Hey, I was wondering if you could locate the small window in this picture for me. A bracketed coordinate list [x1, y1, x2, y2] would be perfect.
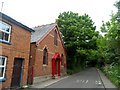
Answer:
[61, 54, 64, 66]
[43, 48, 48, 65]
[0, 56, 7, 80]
[54, 30, 58, 45]
[0, 21, 11, 42]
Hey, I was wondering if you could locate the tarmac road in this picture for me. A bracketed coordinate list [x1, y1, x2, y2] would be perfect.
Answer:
[46, 67, 104, 88]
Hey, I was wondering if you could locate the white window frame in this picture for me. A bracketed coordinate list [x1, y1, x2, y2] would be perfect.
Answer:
[0, 56, 7, 80]
[0, 21, 11, 42]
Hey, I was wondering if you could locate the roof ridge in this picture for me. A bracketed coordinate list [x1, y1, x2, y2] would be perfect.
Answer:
[0, 12, 34, 32]
[34, 23, 56, 28]
[31, 23, 57, 43]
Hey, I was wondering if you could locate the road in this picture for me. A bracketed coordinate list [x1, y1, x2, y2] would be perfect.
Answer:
[45, 67, 104, 88]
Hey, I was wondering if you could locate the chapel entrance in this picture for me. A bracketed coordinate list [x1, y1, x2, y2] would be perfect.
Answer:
[55, 60, 58, 74]
[52, 52, 61, 78]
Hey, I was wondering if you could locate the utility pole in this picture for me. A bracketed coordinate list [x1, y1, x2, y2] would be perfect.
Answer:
[0, 2, 4, 20]
[1, 2, 4, 12]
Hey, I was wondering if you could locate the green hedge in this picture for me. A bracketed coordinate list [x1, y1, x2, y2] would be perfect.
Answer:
[102, 63, 120, 89]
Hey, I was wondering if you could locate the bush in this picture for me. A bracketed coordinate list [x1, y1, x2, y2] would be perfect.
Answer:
[102, 63, 120, 89]
[67, 69, 74, 75]
[67, 66, 84, 75]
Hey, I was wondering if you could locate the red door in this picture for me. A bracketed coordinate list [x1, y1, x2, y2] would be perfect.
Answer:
[52, 53, 61, 78]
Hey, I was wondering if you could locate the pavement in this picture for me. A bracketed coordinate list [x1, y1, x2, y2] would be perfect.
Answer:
[30, 68, 118, 89]
[30, 76, 69, 88]
[97, 69, 117, 89]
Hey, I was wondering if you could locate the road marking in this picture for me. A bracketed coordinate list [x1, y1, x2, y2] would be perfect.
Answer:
[77, 80, 88, 84]
[82, 80, 85, 83]
[79, 80, 88, 83]
[95, 80, 98, 84]
[98, 81, 102, 85]
[95, 80, 102, 85]
[86, 80, 88, 83]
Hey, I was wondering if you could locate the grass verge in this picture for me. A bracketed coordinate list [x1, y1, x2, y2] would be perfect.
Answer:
[101, 63, 120, 90]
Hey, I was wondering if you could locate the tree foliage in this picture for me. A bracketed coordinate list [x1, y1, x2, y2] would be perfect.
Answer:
[56, 11, 99, 70]
[98, 1, 120, 87]
[56, 1, 120, 87]
[100, 5, 120, 65]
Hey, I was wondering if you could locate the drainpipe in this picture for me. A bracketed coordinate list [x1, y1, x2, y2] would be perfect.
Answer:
[52, 59, 55, 78]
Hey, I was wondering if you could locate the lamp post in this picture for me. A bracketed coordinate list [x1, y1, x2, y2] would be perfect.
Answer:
[1, 2, 4, 12]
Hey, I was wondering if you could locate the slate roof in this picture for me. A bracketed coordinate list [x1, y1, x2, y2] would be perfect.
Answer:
[31, 23, 57, 43]
[0, 12, 34, 32]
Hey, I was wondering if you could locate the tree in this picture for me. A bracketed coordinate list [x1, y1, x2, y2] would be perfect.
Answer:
[56, 11, 99, 70]
[114, 0, 120, 22]
[99, 1, 120, 88]
[100, 11, 120, 65]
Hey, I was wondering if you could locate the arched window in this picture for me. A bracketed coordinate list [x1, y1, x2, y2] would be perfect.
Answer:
[43, 48, 48, 65]
[54, 30, 58, 45]
[61, 54, 64, 66]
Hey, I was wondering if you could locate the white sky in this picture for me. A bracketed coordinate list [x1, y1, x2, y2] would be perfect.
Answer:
[0, 0, 118, 31]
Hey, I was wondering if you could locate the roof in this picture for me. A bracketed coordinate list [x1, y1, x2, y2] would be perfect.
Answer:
[0, 12, 34, 32]
[31, 23, 57, 43]
[31, 23, 67, 56]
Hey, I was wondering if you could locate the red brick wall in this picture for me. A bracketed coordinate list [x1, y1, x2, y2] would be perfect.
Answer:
[0, 19, 31, 89]
[30, 26, 66, 78]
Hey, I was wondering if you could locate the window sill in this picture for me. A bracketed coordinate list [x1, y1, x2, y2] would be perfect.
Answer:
[61, 65, 64, 67]
[0, 78, 6, 82]
[54, 45, 58, 47]
[0, 40, 11, 45]
[43, 64, 48, 67]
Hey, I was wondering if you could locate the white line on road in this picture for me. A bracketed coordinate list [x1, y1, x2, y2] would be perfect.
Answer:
[86, 80, 88, 83]
[95, 80, 98, 84]
[98, 81, 102, 85]
[95, 80, 102, 85]
[82, 80, 85, 83]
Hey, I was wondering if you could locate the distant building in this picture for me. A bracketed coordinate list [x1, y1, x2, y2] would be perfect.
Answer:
[28, 23, 66, 84]
[0, 12, 34, 89]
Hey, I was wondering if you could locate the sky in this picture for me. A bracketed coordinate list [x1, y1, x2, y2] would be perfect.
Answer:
[0, 0, 118, 31]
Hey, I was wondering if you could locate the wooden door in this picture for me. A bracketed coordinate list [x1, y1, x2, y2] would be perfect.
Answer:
[11, 58, 23, 87]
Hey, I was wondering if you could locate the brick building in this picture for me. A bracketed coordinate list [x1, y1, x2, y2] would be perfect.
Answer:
[28, 23, 66, 84]
[0, 12, 34, 89]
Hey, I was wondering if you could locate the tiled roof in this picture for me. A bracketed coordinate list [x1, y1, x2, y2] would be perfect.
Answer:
[31, 23, 57, 43]
[0, 12, 34, 32]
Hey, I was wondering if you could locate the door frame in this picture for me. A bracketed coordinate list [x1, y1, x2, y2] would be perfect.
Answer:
[52, 52, 61, 78]
[11, 58, 24, 87]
